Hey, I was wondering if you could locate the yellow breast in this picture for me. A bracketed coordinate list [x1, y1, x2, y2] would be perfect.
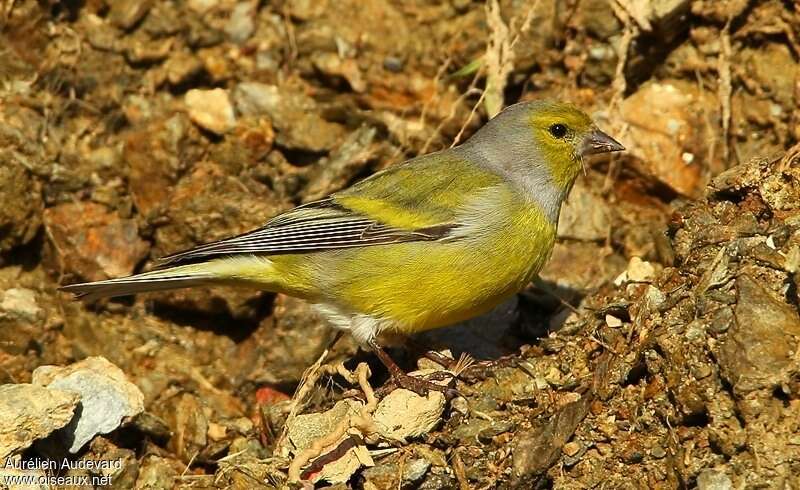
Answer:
[306, 189, 557, 333]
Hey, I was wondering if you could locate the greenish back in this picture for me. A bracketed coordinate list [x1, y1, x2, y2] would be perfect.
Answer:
[333, 152, 502, 229]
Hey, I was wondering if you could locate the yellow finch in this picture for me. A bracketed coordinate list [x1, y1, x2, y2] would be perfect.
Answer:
[61, 100, 623, 391]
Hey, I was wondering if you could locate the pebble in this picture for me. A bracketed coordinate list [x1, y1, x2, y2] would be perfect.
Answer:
[32, 357, 145, 454]
[1, 288, 42, 322]
[185, 88, 236, 134]
[225, 2, 256, 43]
[563, 441, 582, 457]
[0, 384, 79, 459]
[696, 469, 733, 490]
[383, 56, 404, 72]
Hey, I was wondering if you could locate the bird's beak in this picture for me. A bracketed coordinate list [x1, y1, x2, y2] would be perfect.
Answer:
[581, 129, 625, 156]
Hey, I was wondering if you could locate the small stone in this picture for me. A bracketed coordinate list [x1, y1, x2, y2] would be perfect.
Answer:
[0, 384, 79, 459]
[185, 88, 236, 134]
[131, 412, 171, 442]
[696, 469, 733, 490]
[188, 0, 218, 14]
[207, 422, 227, 441]
[362, 458, 431, 488]
[373, 379, 446, 442]
[0, 288, 43, 322]
[691, 363, 713, 380]
[595, 442, 612, 456]
[44, 202, 149, 282]
[0, 160, 41, 254]
[32, 357, 145, 454]
[478, 420, 514, 442]
[287, 399, 371, 484]
[619, 80, 719, 197]
[383, 56, 404, 72]
[615, 257, 657, 285]
[233, 82, 345, 152]
[164, 51, 204, 86]
[404, 458, 431, 484]
[650, 445, 667, 458]
[605, 314, 623, 328]
[109, 0, 152, 29]
[312, 52, 367, 93]
[719, 275, 800, 393]
[562, 441, 581, 457]
[162, 392, 209, 464]
[136, 455, 181, 488]
[225, 2, 256, 43]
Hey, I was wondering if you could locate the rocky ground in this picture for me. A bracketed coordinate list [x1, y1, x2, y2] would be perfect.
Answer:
[1, 0, 799, 488]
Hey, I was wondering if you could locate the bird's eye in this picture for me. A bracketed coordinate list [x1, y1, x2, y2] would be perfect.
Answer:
[549, 123, 568, 138]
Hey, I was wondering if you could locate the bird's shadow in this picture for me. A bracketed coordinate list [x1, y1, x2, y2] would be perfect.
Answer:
[407, 278, 586, 363]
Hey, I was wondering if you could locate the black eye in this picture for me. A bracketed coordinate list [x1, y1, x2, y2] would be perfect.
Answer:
[549, 123, 568, 138]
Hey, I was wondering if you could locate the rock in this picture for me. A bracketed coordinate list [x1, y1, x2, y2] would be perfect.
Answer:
[0, 288, 43, 322]
[44, 202, 150, 282]
[361, 457, 431, 488]
[613, 257, 657, 285]
[135, 455, 181, 488]
[187, 0, 218, 14]
[579, 0, 622, 39]
[0, 384, 79, 459]
[312, 52, 367, 93]
[691, 0, 750, 23]
[0, 160, 41, 255]
[32, 357, 145, 453]
[718, 275, 800, 394]
[373, 381, 446, 442]
[161, 392, 209, 464]
[233, 82, 345, 152]
[557, 179, 612, 241]
[124, 113, 193, 218]
[109, 0, 152, 29]
[738, 44, 799, 108]
[512, 396, 590, 483]
[287, 399, 372, 484]
[451, 418, 513, 444]
[696, 469, 733, 490]
[303, 125, 378, 200]
[164, 51, 205, 86]
[562, 440, 581, 457]
[225, 2, 256, 43]
[185, 88, 236, 134]
[619, 80, 721, 197]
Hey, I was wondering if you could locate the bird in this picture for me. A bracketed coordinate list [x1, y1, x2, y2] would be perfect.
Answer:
[60, 100, 624, 394]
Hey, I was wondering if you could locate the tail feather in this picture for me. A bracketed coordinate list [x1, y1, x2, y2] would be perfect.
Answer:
[59, 266, 215, 302]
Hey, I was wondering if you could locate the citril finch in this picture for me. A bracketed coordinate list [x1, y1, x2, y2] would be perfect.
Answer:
[61, 100, 624, 392]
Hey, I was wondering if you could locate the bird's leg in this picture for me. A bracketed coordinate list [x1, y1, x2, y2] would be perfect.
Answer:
[367, 339, 457, 398]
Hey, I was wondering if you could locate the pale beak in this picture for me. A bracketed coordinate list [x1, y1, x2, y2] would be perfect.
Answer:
[581, 129, 625, 156]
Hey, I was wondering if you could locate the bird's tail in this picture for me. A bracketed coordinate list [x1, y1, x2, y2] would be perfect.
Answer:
[58, 263, 218, 302]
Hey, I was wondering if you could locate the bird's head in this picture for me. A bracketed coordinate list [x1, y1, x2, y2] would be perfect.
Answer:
[462, 100, 625, 218]
[524, 100, 624, 190]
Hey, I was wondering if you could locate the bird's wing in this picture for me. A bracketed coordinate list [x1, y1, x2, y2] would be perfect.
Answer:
[156, 153, 502, 267]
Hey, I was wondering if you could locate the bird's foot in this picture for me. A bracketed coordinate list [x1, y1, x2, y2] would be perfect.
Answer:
[376, 370, 459, 400]
[368, 339, 460, 399]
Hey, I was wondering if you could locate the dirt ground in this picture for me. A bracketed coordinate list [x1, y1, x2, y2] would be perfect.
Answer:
[1, 0, 800, 488]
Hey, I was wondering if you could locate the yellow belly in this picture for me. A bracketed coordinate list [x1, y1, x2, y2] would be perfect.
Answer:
[263, 200, 556, 334]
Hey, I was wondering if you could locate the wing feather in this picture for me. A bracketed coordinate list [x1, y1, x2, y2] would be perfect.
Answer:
[156, 199, 452, 267]
[155, 153, 498, 267]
